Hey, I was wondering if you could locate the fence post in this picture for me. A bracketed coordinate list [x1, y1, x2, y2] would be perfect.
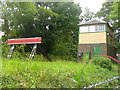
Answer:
[7, 45, 15, 58]
[29, 44, 37, 59]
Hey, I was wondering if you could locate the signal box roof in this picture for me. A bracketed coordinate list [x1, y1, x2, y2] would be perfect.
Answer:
[78, 18, 107, 26]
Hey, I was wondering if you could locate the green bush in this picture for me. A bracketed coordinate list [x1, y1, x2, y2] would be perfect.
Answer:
[2, 43, 10, 58]
[2, 43, 27, 59]
[33, 54, 47, 61]
[91, 56, 112, 70]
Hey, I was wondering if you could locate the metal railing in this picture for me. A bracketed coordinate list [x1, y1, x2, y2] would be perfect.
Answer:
[83, 76, 120, 89]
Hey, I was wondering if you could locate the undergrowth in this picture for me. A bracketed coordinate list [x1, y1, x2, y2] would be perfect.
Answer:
[1, 58, 119, 88]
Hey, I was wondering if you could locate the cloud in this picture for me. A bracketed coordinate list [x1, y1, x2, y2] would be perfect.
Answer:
[74, 0, 106, 13]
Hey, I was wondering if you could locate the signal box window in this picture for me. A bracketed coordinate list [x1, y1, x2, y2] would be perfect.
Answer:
[95, 25, 105, 32]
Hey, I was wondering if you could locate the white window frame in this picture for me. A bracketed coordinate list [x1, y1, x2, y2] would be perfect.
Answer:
[95, 25, 105, 32]
[80, 25, 105, 33]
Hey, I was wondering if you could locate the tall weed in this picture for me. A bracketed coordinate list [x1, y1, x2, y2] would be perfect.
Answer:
[2, 59, 118, 88]
[82, 55, 89, 64]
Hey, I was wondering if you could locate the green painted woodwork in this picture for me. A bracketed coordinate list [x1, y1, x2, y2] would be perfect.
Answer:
[85, 52, 91, 59]
[93, 46, 102, 55]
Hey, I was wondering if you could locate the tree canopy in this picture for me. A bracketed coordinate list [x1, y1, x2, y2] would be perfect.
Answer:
[80, 7, 95, 22]
[96, 2, 119, 31]
[1, 2, 82, 60]
[96, 1, 120, 53]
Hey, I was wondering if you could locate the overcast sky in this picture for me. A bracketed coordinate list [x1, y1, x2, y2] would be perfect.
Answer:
[74, 0, 106, 13]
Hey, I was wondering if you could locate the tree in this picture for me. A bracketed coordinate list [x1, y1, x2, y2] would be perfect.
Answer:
[1, 2, 37, 40]
[80, 7, 95, 22]
[96, 1, 120, 53]
[47, 2, 82, 58]
[96, 2, 120, 31]
[34, 2, 82, 59]
[110, 2, 120, 53]
[95, 2, 113, 22]
[109, 2, 120, 31]
[2, 2, 82, 61]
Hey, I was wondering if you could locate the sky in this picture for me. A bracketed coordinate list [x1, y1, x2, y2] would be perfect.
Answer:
[74, 0, 106, 13]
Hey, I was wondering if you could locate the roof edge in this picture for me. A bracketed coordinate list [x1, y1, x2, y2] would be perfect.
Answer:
[78, 18, 107, 26]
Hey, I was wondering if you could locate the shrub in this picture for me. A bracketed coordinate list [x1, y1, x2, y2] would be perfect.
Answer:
[33, 54, 47, 61]
[91, 56, 112, 70]
[2, 43, 10, 58]
[2, 43, 31, 59]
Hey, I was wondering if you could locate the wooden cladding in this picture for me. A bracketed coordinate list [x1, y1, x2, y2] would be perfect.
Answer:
[79, 32, 106, 44]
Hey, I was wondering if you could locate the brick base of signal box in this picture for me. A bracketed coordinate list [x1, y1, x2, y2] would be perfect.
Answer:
[77, 43, 116, 62]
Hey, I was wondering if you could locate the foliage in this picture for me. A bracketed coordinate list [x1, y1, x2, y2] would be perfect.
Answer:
[91, 56, 112, 70]
[0, 40, 2, 59]
[1, 2, 82, 61]
[12, 44, 27, 59]
[2, 42, 26, 59]
[46, 2, 81, 58]
[2, 42, 49, 61]
[2, 43, 10, 58]
[95, 2, 119, 31]
[109, 2, 120, 30]
[96, 1, 120, 53]
[2, 59, 118, 88]
[72, 65, 85, 88]
[95, 2, 113, 22]
[49, 55, 77, 62]
[95, 1, 119, 31]
[33, 54, 47, 61]
[2, 2, 37, 39]
[80, 7, 95, 22]
[82, 54, 90, 64]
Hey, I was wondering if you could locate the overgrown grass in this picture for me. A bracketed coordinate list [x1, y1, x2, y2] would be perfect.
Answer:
[1, 58, 119, 88]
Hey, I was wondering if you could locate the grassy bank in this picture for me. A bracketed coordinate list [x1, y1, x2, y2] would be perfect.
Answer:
[2, 59, 119, 88]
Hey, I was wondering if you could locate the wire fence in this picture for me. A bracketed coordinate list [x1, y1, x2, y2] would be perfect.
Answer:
[83, 76, 120, 89]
